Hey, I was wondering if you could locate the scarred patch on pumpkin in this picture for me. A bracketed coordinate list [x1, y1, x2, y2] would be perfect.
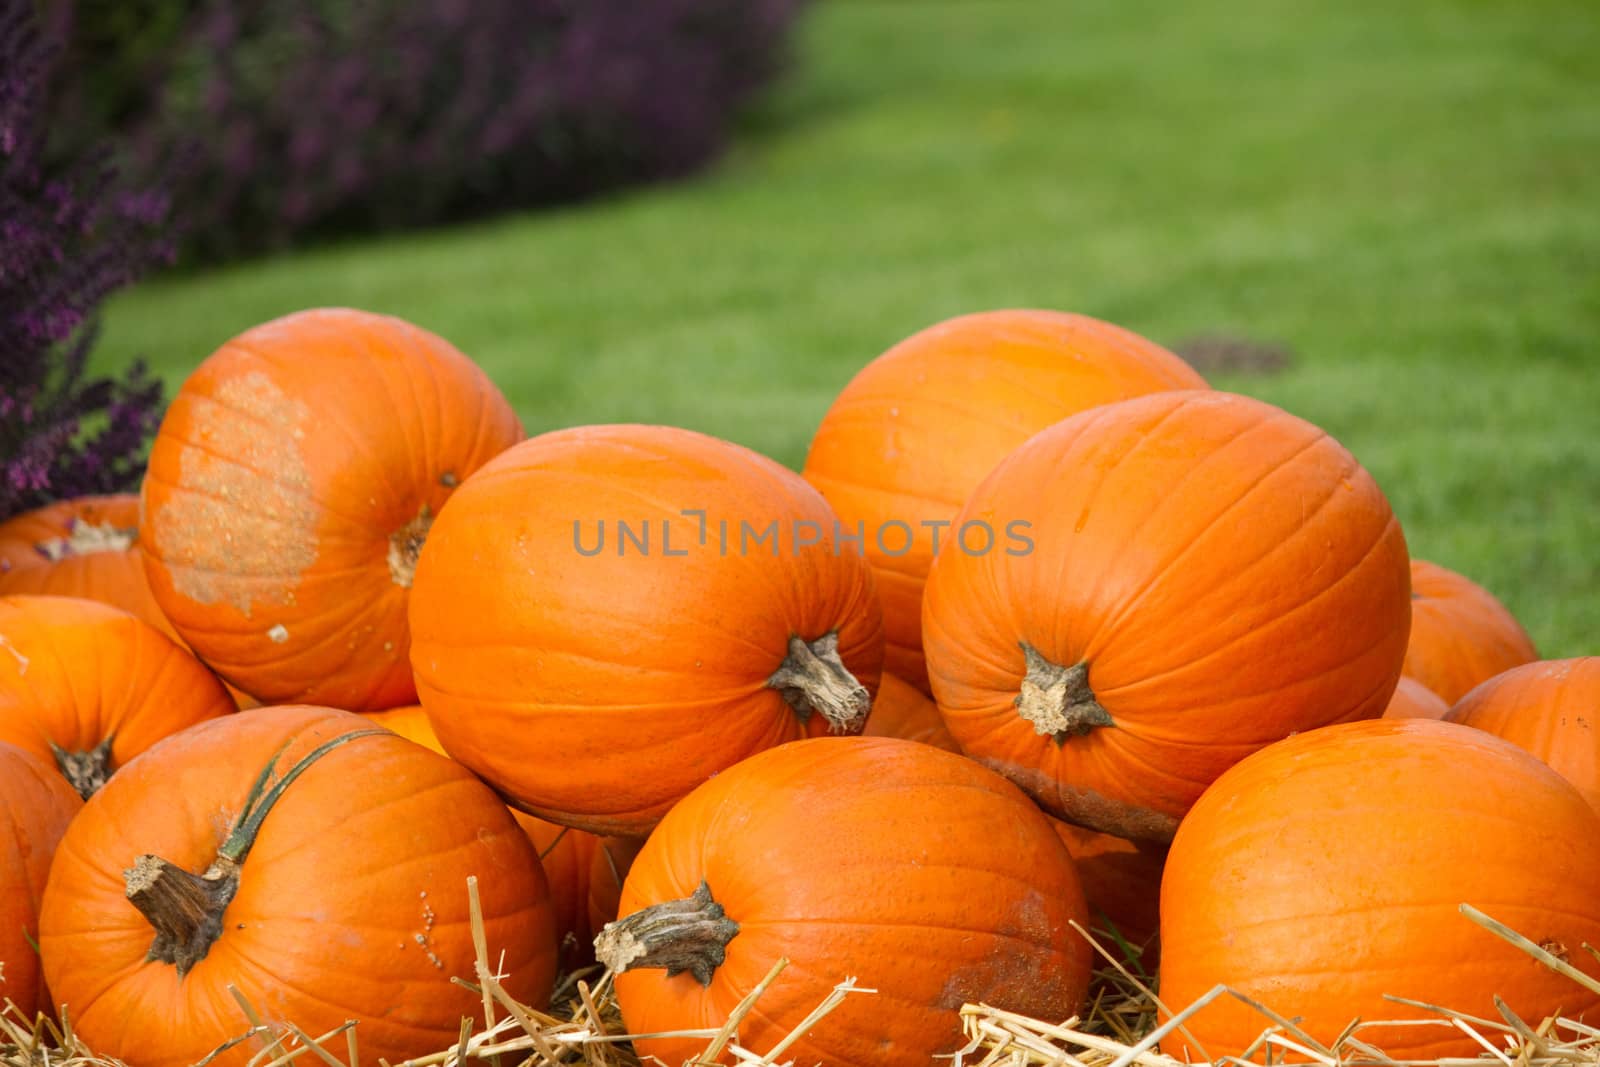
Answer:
[150, 371, 317, 617]
[980, 756, 1181, 844]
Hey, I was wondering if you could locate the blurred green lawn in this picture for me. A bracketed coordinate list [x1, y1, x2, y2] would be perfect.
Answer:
[94, 0, 1598, 657]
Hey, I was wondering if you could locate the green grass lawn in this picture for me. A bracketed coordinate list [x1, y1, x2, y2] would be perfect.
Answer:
[94, 0, 1598, 657]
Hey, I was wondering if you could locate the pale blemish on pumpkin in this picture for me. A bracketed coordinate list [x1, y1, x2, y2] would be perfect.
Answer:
[0, 633, 29, 675]
[267, 624, 289, 643]
[151, 371, 318, 617]
[38, 518, 136, 560]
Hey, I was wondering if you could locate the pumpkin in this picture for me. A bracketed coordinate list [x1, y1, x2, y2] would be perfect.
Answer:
[586, 834, 646, 938]
[1051, 820, 1164, 961]
[410, 424, 885, 836]
[139, 307, 523, 710]
[1382, 675, 1450, 720]
[1447, 657, 1600, 816]
[596, 736, 1090, 1067]
[1159, 718, 1600, 1061]
[362, 703, 603, 967]
[0, 595, 236, 798]
[1404, 558, 1537, 703]
[802, 309, 1207, 693]
[862, 671, 960, 751]
[921, 390, 1411, 841]
[38, 704, 556, 1067]
[0, 742, 83, 1018]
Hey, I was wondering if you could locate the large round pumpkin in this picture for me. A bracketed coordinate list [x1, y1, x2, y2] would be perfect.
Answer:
[0, 595, 236, 797]
[139, 308, 523, 710]
[1159, 718, 1600, 1061]
[0, 742, 82, 1018]
[921, 390, 1411, 841]
[597, 736, 1091, 1067]
[39, 704, 556, 1067]
[409, 424, 885, 837]
[1404, 558, 1537, 703]
[862, 671, 960, 751]
[1447, 657, 1600, 816]
[1381, 675, 1450, 720]
[802, 309, 1207, 692]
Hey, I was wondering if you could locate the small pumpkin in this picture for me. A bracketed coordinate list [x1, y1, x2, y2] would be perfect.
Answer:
[596, 736, 1090, 1067]
[1382, 675, 1450, 720]
[0, 742, 82, 1018]
[1447, 657, 1600, 816]
[922, 391, 1411, 841]
[586, 834, 646, 938]
[803, 309, 1207, 692]
[410, 424, 885, 836]
[0, 495, 169, 633]
[1405, 559, 1537, 703]
[1051, 820, 1165, 961]
[39, 705, 556, 1067]
[0, 595, 236, 797]
[139, 308, 523, 710]
[1159, 718, 1600, 1061]
[862, 671, 960, 751]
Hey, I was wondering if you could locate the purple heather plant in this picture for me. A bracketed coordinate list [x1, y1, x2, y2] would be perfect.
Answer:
[1, 0, 172, 521]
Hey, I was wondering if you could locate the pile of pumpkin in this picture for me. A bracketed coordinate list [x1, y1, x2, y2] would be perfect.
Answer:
[2, 307, 1596, 1067]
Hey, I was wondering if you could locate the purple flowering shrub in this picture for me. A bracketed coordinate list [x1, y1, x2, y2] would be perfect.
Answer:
[108, 0, 811, 259]
[1, 0, 171, 521]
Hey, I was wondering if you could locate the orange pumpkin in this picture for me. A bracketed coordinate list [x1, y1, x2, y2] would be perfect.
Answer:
[1159, 718, 1600, 1061]
[410, 424, 885, 837]
[598, 736, 1090, 1067]
[586, 834, 646, 938]
[803, 309, 1207, 693]
[1051, 820, 1164, 960]
[362, 704, 602, 966]
[0, 595, 236, 797]
[39, 705, 556, 1067]
[0, 494, 170, 632]
[0, 743, 82, 1018]
[862, 671, 960, 751]
[1447, 658, 1600, 816]
[1404, 559, 1537, 703]
[1382, 675, 1450, 720]
[922, 390, 1411, 841]
[139, 308, 523, 710]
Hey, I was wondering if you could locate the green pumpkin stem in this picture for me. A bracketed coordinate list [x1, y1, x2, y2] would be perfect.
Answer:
[1015, 643, 1113, 740]
[124, 727, 388, 977]
[767, 632, 870, 733]
[49, 734, 117, 800]
[593, 880, 740, 987]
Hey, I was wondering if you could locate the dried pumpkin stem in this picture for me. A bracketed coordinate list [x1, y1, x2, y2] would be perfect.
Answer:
[387, 505, 434, 588]
[593, 880, 739, 987]
[37, 518, 136, 560]
[767, 632, 870, 733]
[49, 734, 117, 799]
[123, 727, 388, 977]
[1016, 643, 1113, 740]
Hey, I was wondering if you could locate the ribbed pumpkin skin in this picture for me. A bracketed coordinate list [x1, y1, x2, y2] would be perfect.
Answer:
[1447, 658, 1600, 816]
[802, 310, 1207, 693]
[139, 308, 523, 710]
[362, 704, 601, 965]
[612, 737, 1091, 1067]
[1404, 559, 1537, 703]
[39, 705, 556, 1067]
[922, 391, 1411, 841]
[0, 596, 235, 793]
[0, 495, 172, 634]
[1051, 820, 1165, 955]
[586, 835, 645, 937]
[1382, 675, 1451, 720]
[862, 672, 960, 751]
[410, 424, 884, 836]
[0, 743, 82, 1018]
[1159, 719, 1600, 1061]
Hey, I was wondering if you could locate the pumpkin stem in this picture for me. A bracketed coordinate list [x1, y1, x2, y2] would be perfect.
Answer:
[767, 632, 870, 733]
[1016, 643, 1113, 740]
[124, 855, 241, 977]
[49, 735, 117, 799]
[37, 518, 137, 560]
[387, 506, 434, 588]
[593, 880, 739, 987]
[122, 727, 387, 977]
